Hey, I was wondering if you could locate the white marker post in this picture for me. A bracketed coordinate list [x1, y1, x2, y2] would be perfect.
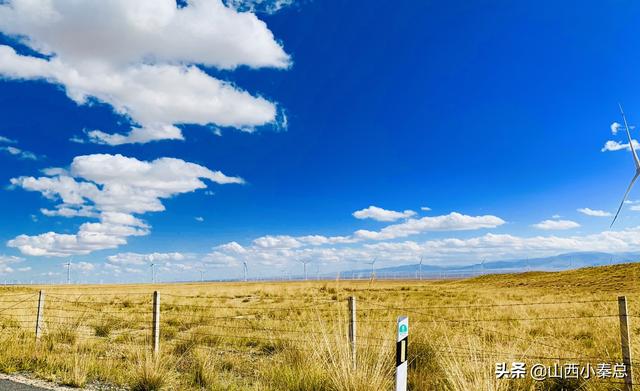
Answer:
[396, 316, 409, 391]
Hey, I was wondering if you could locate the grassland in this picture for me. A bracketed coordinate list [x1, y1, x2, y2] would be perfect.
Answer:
[0, 263, 638, 390]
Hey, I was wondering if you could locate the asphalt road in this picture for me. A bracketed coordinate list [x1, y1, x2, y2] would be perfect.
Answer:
[0, 379, 48, 390]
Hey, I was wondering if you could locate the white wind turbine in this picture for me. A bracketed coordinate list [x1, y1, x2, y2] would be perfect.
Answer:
[242, 259, 248, 282]
[418, 256, 423, 280]
[612, 104, 640, 227]
[150, 262, 155, 283]
[299, 259, 311, 281]
[65, 260, 71, 285]
[366, 258, 377, 280]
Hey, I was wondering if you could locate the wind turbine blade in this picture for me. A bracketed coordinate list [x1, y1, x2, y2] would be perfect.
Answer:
[620, 104, 640, 170]
[611, 171, 640, 227]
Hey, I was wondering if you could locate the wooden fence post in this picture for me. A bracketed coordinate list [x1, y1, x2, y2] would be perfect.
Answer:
[619, 296, 633, 391]
[348, 296, 356, 370]
[152, 291, 160, 355]
[35, 290, 45, 341]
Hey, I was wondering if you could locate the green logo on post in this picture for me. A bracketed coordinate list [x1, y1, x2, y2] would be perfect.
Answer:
[399, 324, 408, 333]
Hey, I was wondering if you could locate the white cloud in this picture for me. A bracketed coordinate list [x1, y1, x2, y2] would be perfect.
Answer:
[420, 206, 432, 211]
[354, 212, 505, 240]
[0, 135, 16, 143]
[214, 241, 247, 254]
[107, 252, 186, 266]
[601, 139, 640, 152]
[1, 145, 39, 160]
[551, 214, 561, 219]
[226, 0, 294, 14]
[296, 235, 355, 246]
[0, 0, 290, 144]
[202, 226, 640, 269]
[8, 154, 243, 256]
[611, 122, 621, 135]
[532, 219, 580, 230]
[0, 255, 24, 274]
[577, 208, 612, 217]
[195, 216, 204, 222]
[18, 267, 31, 272]
[72, 261, 95, 272]
[253, 235, 303, 249]
[352, 206, 416, 222]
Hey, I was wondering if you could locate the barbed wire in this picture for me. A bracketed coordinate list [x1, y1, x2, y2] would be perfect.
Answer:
[359, 298, 617, 310]
[361, 301, 607, 361]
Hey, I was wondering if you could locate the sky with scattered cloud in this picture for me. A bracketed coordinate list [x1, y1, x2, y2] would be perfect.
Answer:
[1, 1, 640, 282]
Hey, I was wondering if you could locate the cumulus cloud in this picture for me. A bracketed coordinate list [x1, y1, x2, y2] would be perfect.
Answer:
[0, 0, 291, 144]
[531, 219, 580, 230]
[611, 122, 621, 135]
[601, 139, 640, 152]
[202, 225, 640, 270]
[353, 212, 505, 240]
[107, 252, 186, 266]
[420, 206, 431, 211]
[8, 154, 243, 256]
[195, 216, 205, 222]
[577, 208, 612, 217]
[253, 235, 303, 249]
[352, 206, 416, 222]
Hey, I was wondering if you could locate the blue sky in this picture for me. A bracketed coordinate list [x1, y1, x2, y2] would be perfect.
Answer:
[1, 0, 640, 283]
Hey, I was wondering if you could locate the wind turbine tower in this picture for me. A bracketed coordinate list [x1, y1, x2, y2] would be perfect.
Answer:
[612, 104, 640, 226]
[150, 262, 155, 283]
[299, 259, 311, 281]
[65, 261, 71, 285]
[418, 256, 423, 280]
[367, 258, 377, 280]
[242, 260, 248, 282]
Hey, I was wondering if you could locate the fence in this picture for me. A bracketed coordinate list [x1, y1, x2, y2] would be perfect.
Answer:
[0, 290, 636, 390]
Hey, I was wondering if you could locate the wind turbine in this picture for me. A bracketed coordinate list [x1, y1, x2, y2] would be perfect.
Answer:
[612, 104, 640, 227]
[480, 259, 486, 275]
[418, 256, 423, 280]
[242, 259, 248, 282]
[199, 269, 204, 282]
[366, 258, 377, 280]
[299, 259, 311, 281]
[150, 262, 155, 283]
[65, 261, 71, 285]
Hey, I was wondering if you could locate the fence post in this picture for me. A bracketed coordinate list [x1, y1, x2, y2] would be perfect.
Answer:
[348, 296, 357, 370]
[152, 291, 160, 355]
[396, 316, 409, 391]
[35, 290, 45, 341]
[618, 296, 633, 391]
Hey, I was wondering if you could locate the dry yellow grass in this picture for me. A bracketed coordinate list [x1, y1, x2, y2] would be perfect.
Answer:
[0, 263, 637, 390]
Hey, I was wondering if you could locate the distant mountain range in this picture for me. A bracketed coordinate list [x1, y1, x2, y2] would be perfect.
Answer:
[340, 251, 640, 278]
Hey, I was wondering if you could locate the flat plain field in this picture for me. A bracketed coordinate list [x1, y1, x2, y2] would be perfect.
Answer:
[0, 263, 638, 390]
